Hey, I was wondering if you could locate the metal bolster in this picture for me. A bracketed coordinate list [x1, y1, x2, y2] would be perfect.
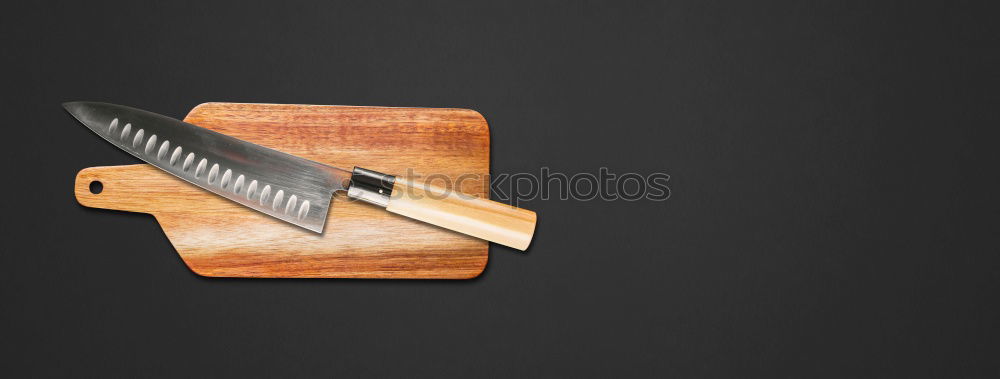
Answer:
[347, 167, 396, 207]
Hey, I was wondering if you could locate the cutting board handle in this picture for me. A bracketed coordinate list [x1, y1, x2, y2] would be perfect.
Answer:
[385, 178, 536, 251]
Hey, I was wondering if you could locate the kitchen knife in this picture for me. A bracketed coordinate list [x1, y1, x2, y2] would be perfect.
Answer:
[64, 102, 536, 250]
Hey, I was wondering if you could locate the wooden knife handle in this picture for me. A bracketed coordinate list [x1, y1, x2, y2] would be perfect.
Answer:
[346, 167, 537, 250]
[384, 178, 537, 250]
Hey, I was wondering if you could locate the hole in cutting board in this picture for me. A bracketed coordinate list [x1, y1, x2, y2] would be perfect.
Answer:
[89, 181, 103, 194]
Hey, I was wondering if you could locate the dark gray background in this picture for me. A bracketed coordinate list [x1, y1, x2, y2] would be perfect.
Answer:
[2, 0, 998, 377]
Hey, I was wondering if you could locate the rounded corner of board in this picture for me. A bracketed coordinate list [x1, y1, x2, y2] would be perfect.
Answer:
[183, 264, 220, 278]
[449, 108, 490, 147]
[457, 108, 490, 126]
[461, 245, 490, 279]
[463, 263, 488, 280]
[184, 102, 222, 119]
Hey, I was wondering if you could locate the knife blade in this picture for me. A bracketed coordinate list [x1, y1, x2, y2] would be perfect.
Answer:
[65, 102, 537, 250]
[64, 101, 349, 233]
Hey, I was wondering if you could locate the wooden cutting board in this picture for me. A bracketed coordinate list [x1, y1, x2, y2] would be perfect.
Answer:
[73, 103, 490, 279]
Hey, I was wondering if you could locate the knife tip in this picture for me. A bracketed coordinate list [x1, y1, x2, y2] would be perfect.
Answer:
[62, 101, 83, 112]
[62, 101, 101, 120]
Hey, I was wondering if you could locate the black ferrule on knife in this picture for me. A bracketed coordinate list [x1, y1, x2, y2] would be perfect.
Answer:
[347, 167, 396, 207]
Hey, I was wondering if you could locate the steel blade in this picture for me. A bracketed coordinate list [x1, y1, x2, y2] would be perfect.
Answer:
[64, 102, 350, 233]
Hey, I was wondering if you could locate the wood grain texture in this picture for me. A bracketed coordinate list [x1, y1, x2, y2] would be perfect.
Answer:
[388, 178, 536, 250]
[74, 103, 491, 278]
